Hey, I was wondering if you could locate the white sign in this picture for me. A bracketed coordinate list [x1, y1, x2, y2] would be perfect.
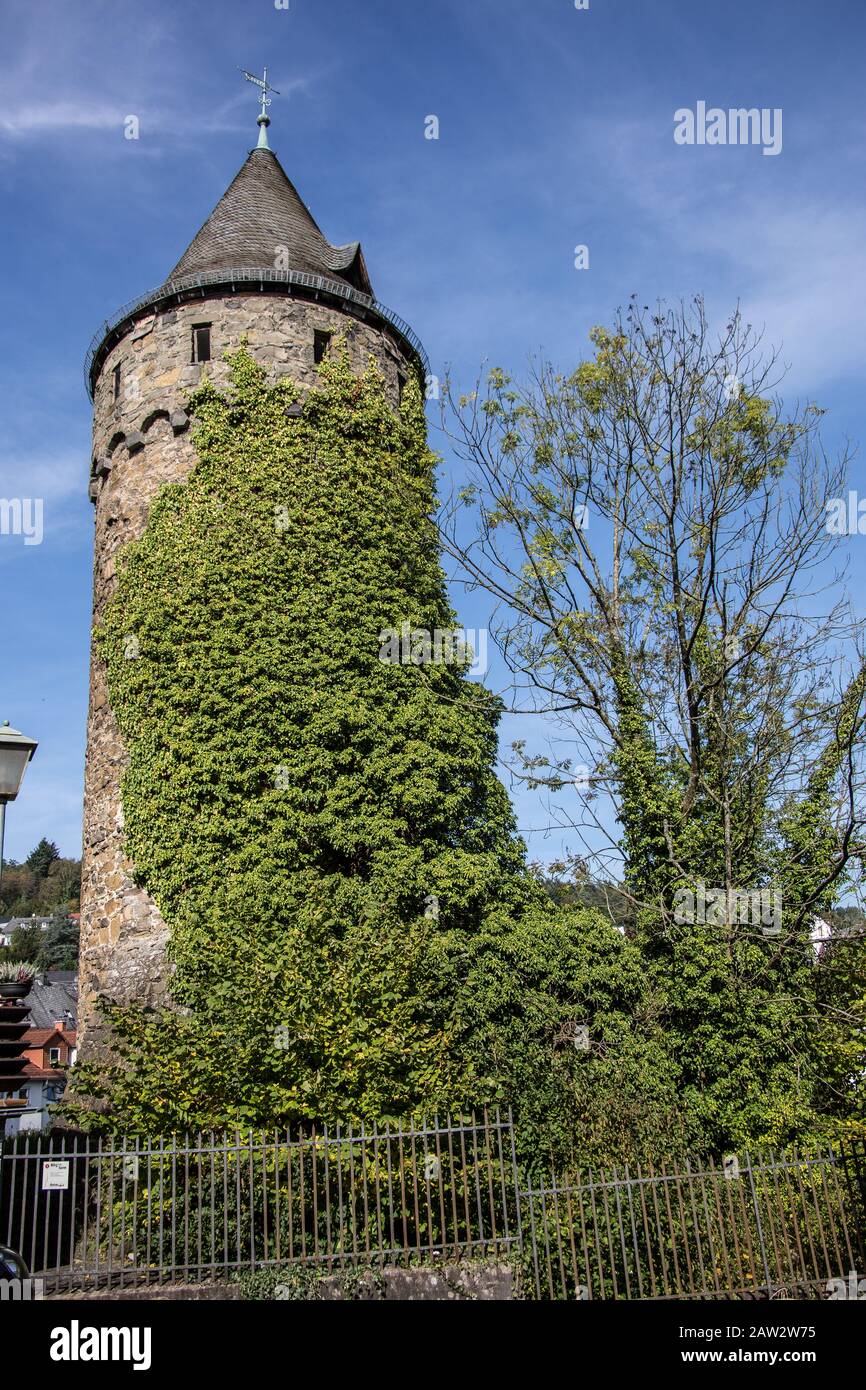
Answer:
[41, 1161, 70, 1191]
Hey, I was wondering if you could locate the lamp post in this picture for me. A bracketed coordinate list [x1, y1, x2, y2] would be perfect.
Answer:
[0, 722, 38, 890]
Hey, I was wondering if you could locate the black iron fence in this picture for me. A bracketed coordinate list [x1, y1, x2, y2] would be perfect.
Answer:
[523, 1146, 866, 1300]
[0, 1112, 519, 1295]
[1, 1116, 864, 1299]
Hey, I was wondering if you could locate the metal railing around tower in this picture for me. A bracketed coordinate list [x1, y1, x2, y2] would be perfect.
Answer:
[84, 266, 430, 397]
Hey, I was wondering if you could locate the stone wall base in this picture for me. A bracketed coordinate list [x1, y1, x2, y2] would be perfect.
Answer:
[46, 1262, 514, 1302]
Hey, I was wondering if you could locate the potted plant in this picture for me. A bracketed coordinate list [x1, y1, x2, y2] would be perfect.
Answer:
[0, 961, 37, 999]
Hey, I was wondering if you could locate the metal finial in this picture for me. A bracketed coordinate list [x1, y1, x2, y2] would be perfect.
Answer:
[240, 66, 280, 149]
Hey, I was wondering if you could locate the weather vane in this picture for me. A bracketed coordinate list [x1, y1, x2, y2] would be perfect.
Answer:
[240, 66, 280, 149]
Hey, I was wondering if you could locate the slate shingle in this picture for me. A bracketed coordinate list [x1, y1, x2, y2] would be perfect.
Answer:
[164, 148, 373, 296]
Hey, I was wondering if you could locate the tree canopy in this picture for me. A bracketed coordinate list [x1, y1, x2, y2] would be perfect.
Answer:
[440, 299, 866, 1148]
[0, 841, 80, 919]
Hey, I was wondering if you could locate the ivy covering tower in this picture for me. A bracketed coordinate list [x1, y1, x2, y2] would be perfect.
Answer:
[76, 107, 579, 1132]
[74, 343, 557, 1128]
[80, 107, 437, 1050]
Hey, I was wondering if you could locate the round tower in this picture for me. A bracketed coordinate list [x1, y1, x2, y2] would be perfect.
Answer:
[79, 130, 427, 1049]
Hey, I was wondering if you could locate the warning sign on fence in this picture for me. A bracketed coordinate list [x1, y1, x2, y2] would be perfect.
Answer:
[41, 1160, 70, 1191]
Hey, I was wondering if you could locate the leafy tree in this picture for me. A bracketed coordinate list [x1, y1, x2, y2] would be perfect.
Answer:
[7, 923, 43, 963]
[0, 865, 39, 916]
[536, 860, 635, 932]
[26, 838, 60, 878]
[0, 849, 79, 917]
[441, 299, 866, 1146]
[37, 914, 79, 971]
[440, 901, 690, 1170]
[810, 915, 866, 1136]
[44, 857, 81, 913]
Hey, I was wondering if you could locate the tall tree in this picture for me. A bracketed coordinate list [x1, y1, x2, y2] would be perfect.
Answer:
[37, 914, 79, 971]
[7, 923, 43, 964]
[25, 839, 60, 878]
[440, 299, 866, 1145]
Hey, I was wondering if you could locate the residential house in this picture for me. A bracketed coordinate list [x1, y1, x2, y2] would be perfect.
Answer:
[0, 972, 78, 1136]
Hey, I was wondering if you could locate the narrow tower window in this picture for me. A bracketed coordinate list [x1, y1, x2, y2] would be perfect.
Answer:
[314, 330, 332, 365]
[397, 372, 407, 404]
[112, 363, 122, 400]
[192, 323, 212, 364]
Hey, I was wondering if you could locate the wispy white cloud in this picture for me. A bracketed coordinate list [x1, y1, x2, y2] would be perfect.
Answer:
[0, 102, 122, 135]
[0, 449, 82, 504]
[573, 117, 866, 391]
[0, 73, 325, 141]
[695, 201, 866, 392]
[0, 100, 247, 140]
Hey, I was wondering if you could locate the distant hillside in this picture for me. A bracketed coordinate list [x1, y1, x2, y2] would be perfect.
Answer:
[0, 838, 81, 918]
[537, 869, 635, 932]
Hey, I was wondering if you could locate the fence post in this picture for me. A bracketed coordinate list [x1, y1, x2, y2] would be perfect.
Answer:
[506, 1109, 523, 1237]
[506, 1108, 525, 1278]
[840, 1139, 866, 1270]
[744, 1150, 773, 1293]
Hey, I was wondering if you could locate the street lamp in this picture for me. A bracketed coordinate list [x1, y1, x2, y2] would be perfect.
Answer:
[0, 722, 38, 889]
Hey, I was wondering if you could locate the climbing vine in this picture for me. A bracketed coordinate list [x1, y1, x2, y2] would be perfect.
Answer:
[67, 344, 543, 1131]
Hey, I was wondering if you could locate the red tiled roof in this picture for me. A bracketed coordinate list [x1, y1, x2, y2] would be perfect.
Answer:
[22, 1027, 76, 1046]
[0, 1062, 66, 1082]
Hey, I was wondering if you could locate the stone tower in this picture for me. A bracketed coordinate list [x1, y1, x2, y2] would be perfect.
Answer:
[79, 125, 427, 1050]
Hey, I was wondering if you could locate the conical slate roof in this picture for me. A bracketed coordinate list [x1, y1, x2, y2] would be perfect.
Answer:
[164, 147, 373, 297]
[85, 142, 430, 399]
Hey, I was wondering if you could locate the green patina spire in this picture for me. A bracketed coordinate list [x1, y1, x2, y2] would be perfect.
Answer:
[241, 65, 280, 151]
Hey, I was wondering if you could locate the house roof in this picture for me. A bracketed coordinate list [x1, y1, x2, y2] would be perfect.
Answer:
[3, 916, 56, 929]
[27, 973, 77, 1029]
[16, 1062, 65, 1081]
[23, 1027, 76, 1047]
[163, 148, 373, 297]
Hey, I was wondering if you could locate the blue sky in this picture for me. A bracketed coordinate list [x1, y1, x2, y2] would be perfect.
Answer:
[1, 0, 864, 866]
